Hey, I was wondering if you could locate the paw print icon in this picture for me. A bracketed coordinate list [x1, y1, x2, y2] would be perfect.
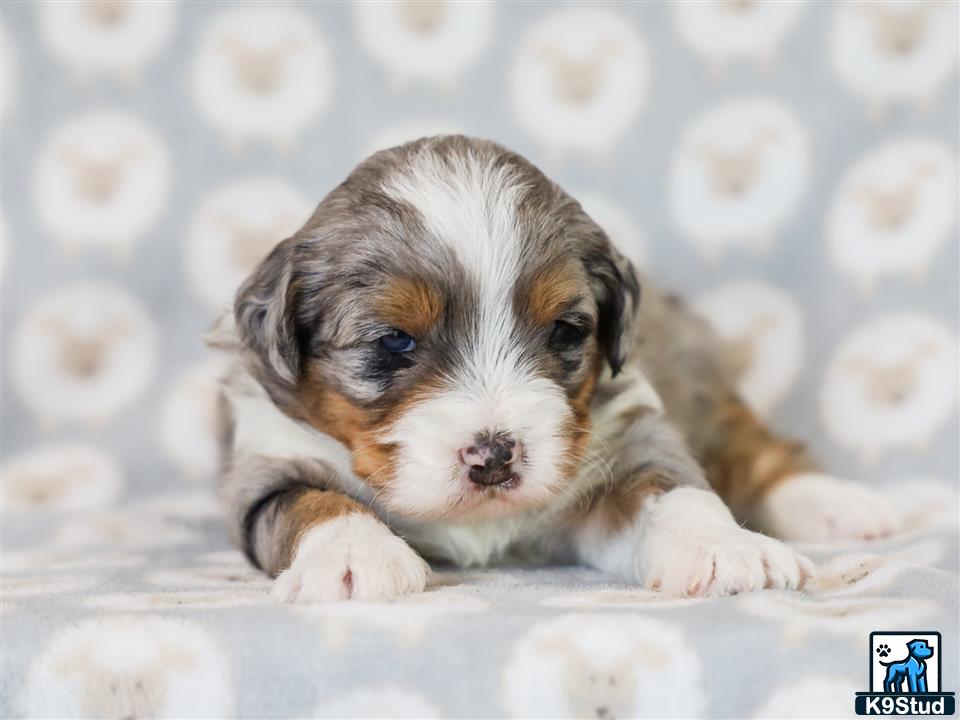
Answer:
[876, 643, 891, 658]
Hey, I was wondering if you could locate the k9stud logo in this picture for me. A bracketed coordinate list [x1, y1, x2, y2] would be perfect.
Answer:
[856, 632, 956, 715]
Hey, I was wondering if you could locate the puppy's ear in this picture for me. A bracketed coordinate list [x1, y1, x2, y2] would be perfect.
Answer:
[584, 236, 640, 377]
[234, 239, 305, 399]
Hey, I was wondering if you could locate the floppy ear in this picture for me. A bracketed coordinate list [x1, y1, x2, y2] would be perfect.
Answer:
[584, 235, 640, 376]
[234, 239, 305, 400]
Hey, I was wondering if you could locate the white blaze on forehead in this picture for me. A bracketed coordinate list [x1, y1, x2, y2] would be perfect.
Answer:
[382, 148, 526, 293]
[382, 148, 536, 387]
[378, 148, 575, 518]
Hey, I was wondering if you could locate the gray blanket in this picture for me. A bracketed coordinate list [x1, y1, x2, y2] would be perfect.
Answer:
[2, 484, 958, 718]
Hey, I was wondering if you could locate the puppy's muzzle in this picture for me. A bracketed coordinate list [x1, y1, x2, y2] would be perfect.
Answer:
[460, 432, 522, 487]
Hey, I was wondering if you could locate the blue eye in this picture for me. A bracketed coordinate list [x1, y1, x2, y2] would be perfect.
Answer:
[380, 330, 416, 353]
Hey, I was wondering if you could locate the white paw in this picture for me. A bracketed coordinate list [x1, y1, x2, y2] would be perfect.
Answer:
[271, 513, 429, 603]
[642, 488, 813, 597]
[757, 473, 902, 543]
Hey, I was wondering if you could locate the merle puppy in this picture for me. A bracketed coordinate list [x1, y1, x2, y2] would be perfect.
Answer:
[209, 136, 898, 602]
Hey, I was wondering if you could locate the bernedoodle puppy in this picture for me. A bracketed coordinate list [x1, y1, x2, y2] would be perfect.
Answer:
[208, 135, 900, 603]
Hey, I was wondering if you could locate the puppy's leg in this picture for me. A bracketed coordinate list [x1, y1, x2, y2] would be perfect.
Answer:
[698, 394, 901, 542]
[569, 404, 812, 597]
[221, 456, 428, 603]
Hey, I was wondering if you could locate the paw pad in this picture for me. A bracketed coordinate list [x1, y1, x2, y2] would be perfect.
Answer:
[876, 643, 891, 658]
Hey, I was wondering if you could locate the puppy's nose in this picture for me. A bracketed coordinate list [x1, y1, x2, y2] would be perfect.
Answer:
[460, 433, 521, 487]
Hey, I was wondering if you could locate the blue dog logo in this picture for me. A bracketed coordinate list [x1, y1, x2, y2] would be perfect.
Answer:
[880, 638, 934, 694]
[855, 631, 955, 716]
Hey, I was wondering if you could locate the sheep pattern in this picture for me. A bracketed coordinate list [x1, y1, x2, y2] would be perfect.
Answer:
[829, 0, 959, 118]
[693, 280, 805, 417]
[1, 2, 957, 718]
[184, 176, 312, 311]
[668, 98, 810, 259]
[34, 109, 171, 259]
[826, 137, 957, 294]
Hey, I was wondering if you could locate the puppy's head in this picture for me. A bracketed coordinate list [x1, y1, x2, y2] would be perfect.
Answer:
[235, 136, 638, 520]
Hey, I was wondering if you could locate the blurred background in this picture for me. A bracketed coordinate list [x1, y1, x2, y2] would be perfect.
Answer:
[1, 0, 958, 512]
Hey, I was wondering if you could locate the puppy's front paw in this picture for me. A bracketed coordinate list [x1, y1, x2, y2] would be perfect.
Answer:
[757, 473, 901, 543]
[642, 488, 813, 597]
[271, 513, 429, 603]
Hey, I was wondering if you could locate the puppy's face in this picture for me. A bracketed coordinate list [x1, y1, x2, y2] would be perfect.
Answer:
[236, 136, 638, 520]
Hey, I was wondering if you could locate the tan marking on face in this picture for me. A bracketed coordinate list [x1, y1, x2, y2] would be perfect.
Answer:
[297, 378, 396, 483]
[298, 366, 447, 489]
[523, 262, 585, 326]
[557, 348, 604, 485]
[376, 277, 444, 337]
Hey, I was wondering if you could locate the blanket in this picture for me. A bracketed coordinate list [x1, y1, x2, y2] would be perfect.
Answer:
[2, 481, 957, 718]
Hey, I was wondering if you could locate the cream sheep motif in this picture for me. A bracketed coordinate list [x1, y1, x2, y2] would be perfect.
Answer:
[673, 0, 805, 76]
[694, 281, 805, 417]
[11, 284, 157, 429]
[669, 99, 809, 260]
[821, 314, 958, 465]
[42, 315, 138, 380]
[1, 444, 122, 512]
[511, 7, 648, 162]
[37, 0, 177, 85]
[82, 0, 129, 26]
[58, 145, 142, 207]
[856, 165, 936, 231]
[694, 127, 783, 198]
[185, 177, 312, 311]
[219, 216, 289, 270]
[355, 1, 494, 93]
[34, 109, 170, 260]
[536, 40, 624, 107]
[192, 6, 331, 151]
[398, 0, 449, 34]
[844, 342, 942, 410]
[502, 615, 705, 719]
[827, 138, 957, 295]
[219, 35, 307, 97]
[830, 0, 959, 118]
[20, 616, 233, 719]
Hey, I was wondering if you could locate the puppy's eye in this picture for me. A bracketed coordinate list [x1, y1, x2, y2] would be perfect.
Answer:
[379, 329, 416, 353]
[549, 320, 589, 351]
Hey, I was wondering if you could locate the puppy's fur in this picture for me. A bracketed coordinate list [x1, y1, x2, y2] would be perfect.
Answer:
[210, 136, 899, 602]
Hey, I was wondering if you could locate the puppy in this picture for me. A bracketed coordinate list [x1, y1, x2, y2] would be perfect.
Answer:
[209, 136, 900, 602]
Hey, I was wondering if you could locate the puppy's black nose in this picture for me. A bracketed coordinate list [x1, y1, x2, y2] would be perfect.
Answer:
[460, 432, 521, 487]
